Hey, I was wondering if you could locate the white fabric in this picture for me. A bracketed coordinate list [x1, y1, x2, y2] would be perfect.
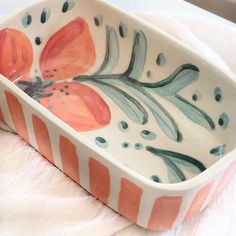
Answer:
[1, 12, 236, 236]
[137, 12, 236, 78]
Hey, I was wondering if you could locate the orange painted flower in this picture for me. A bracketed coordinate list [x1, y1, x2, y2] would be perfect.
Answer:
[0, 28, 33, 82]
[40, 17, 96, 81]
[2, 17, 111, 132]
[40, 81, 111, 132]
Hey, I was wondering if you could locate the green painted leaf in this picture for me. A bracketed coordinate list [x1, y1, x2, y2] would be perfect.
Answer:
[90, 80, 148, 125]
[135, 64, 199, 96]
[123, 81, 182, 142]
[156, 64, 199, 96]
[95, 26, 119, 75]
[210, 144, 226, 156]
[163, 157, 186, 183]
[124, 31, 147, 80]
[168, 95, 215, 130]
[146, 146, 206, 173]
[172, 157, 202, 175]
[151, 109, 182, 142]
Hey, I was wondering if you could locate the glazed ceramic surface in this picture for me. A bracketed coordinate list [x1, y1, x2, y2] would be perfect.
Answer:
[0, 0, 236, 230]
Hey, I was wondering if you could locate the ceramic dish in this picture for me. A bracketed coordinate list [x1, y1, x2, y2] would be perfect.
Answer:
[0, 0, 236, 230]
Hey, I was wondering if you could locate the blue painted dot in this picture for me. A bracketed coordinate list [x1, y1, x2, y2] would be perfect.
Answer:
[156, 53, 167, 67]
[22, 12, 32, 27]
[214, 87, 223, 102]
[210, 144, 226, 156]
[119, 22, 128, 38]
[122, 142, 130, 148]
[62, 0, 75, 13]
[150, 175, 162, 183]
[118, 121, 129, 132]
[192, 91, 201, 102]
[41, 8, 51, 24]
[218, 113, 229, 129]
[94, 15, 103, 27]
[146, 70, 152, 79]
[35, 36, 43, 45]
[135, 143, 144, 150]
[141, 130, 156, 140]
[192, 94, 198, 101]
[95, 137, 108, 149]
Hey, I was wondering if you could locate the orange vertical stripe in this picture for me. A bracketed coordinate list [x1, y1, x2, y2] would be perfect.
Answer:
[211, 161, 236, 200]
[118, 178, 143, 223]
[5, 91, 29, 142]
[60, 136, 80, 184]
[32, 114, 54, 164]
[147, 196, 182, 230]
[89, 158, 110, 204]
[0, 105, 4, 122]
[184, 182, 213, 222]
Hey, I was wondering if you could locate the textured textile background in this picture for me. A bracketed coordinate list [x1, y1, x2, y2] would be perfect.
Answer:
[0, 10, 236, 236]
[187, 0, 236, 22]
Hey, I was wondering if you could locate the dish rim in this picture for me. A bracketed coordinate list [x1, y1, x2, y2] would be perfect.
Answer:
[0, 0, 236, 191]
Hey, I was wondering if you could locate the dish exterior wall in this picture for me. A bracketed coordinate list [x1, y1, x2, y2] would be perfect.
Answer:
[1, 80, 236, 230]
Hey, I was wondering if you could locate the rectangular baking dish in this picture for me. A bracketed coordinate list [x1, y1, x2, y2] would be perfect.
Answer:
[0, 0, 236, 230]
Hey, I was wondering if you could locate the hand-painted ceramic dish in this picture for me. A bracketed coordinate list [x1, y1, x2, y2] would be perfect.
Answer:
[0, 0, 236, 230]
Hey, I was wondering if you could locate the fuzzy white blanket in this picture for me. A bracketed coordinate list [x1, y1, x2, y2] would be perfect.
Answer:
[1, 11, 236, 236]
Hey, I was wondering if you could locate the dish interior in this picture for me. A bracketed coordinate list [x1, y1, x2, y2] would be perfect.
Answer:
[1, 0, 236, 184]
